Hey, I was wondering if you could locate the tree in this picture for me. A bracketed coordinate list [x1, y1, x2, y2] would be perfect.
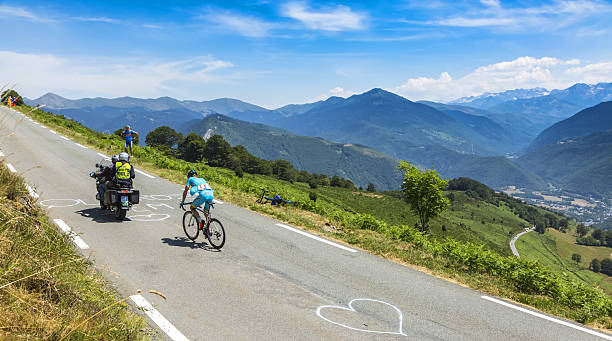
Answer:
[203, 134, 231, 167]
[114, 128, 139, 145]
[271, 160, 296, 182]
[367, 183, 376, 192]
[571, 253, 582, 265]
[601, 258, 612, 276]
[177, 133, 206, 163]
[559, 218, 569, 231]
[576, 224, 589, 237]
[330, 175, 342, 187]
[592, 228, 603, 241]
[146, 126, 181, 148]
[398, 161, 449, 232]
[591, 258, 601, 273]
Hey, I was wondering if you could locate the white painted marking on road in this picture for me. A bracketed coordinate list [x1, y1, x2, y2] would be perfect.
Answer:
[134, 168, 155, 178]
[74, 143, 87, 149]
[6, 163, 16, 173]
[316, 298, 406, 336]
[97, 152, 110, 159]
[40, 199, 80, 209]
[213, 199, 224, 204]
[60, 136, 70, 140]
[25, 184, 39, 199]
[0, 150, 4, 157]
[53, 219, 90, 250]
[146, 203, 173, 210]
[49, 129, 57, 134]
[130, 294, 189, 341]
[128, 213, 170, 222]
[275, 223, 357, 253]
[481, 296, 612, 340]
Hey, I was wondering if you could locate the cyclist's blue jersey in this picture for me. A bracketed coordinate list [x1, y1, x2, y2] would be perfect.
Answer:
[123, 130, 136, 142]
[186, 177, 211, 196]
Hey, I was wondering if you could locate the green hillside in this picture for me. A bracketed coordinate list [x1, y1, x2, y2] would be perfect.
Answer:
[518, 130, 612, 196]
[182, 114, 402, 190]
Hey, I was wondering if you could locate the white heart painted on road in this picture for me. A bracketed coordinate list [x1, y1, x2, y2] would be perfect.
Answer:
[316, 298, 407, 336]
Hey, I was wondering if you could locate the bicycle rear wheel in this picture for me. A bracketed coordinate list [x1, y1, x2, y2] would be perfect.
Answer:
[183, 211, 199, 241]
[206, 218, 225, 249]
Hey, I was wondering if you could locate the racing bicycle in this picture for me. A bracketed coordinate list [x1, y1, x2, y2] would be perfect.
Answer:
[180, 202, 226, 249]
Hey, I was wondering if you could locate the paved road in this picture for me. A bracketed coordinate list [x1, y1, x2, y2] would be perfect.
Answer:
[510, 227, 535, 257]
[1, 106, 609, 340]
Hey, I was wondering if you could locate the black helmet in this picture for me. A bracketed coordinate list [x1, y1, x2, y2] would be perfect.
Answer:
[187, 169, 197, 178]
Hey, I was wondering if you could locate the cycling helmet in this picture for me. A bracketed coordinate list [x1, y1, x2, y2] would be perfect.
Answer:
[111, 154, 118, 163]
[119, 152, 129, 162]
[187, 169, 197, 178]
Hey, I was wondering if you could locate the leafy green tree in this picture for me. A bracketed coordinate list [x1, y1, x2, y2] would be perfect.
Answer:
[114, 128, 139, 145]
[601, 258, 612, 276]
[559, 218, 569, 232]
[272, 159, 296, 182]
[146, 126, 181, 147]
[591, 258, 601, 273]
[1, 89, 24, 105]
[177, 133, 206, 163]
[592, 229, 603, 241]
[571, 253, 582, 265]
[398, 161, 449, 232]
[203, 134, 231, 167]
[576, 224, 589, 237]
[308, 178, 319, 189]
[367, 183, 376, 192]
[330, 175, 341, 187]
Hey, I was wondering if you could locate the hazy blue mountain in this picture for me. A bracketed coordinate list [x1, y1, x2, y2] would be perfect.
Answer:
[182, 114, 543, 191]
[450, 88, 549, 109]
[528, 101, 612, 150]
[270, 88, 518, 156]
[518, 130, 612, 197]
[548, 82, 612, 108]
[181, 114, 402, 190]
[27, 92, 267, 115]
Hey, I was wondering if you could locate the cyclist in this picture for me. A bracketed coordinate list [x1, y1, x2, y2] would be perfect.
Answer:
[180, 170, 214, 229]
[121, 125, 138, 156]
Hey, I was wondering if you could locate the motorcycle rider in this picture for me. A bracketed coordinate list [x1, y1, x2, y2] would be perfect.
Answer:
[104, 152, 135, 205]
[95, 155, 118, 207]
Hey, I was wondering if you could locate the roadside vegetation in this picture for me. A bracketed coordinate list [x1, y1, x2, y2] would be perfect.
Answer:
[9, 102, 612, 329]
[0, 159, 150, 339]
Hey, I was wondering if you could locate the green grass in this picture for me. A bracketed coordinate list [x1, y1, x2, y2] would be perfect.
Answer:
[518, 228, 612, 295]
[10, 103, 612, 330]
[0, 160, 151, 340]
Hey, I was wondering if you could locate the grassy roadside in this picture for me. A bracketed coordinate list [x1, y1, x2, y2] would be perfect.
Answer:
[0, 158, 151, 338]
[9, 104, 612, 330]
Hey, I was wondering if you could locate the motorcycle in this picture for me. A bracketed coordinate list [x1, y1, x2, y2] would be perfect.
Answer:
[90, 159, 140, 220]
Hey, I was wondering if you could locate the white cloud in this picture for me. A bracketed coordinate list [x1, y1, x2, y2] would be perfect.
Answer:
[0, 51, 233, 99]
[282, 2, 366, 31]
[394, 56, 612, 101]
[429, 0, 612, 30]
[72, 17, 117, 23]
[207, 13, 274, 37]
[0, 5, 54, 22]
[310, 87, 357, 102]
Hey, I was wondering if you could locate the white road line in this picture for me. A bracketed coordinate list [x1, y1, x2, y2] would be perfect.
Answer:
[275, 223, 357, 253]
[135, 169, 155, 179]
[25, 184, 39, 199]
[60, 136, 70, 141]
[213, 199, 224, 204]
[49, 129, 57, 134]
[74, 143, 87, 149]
[53, 219, 90, 250]
[97, 152, 110, 159]
[0, 150, 4, 157]
[6, 163, 16, 173]
[130, 294, 189, 341]
[481, 296, 612, 340]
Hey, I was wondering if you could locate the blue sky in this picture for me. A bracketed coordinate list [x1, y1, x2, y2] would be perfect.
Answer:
[2, 0, 612, 108]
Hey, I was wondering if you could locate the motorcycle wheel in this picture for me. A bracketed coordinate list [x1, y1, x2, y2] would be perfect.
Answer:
[114, 207, 127, 220]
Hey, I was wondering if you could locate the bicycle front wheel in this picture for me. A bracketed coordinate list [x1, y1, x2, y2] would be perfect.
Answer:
[206, 218, 226, 249]
[183, 211, 199, 241]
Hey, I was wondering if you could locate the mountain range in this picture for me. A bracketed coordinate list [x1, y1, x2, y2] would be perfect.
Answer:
[24, 82, 612, 195]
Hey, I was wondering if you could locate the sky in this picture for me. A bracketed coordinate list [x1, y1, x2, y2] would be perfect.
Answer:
[1, 0, 612, 108]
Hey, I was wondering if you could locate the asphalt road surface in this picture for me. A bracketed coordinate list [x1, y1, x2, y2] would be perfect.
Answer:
[1, 106, 609, 340]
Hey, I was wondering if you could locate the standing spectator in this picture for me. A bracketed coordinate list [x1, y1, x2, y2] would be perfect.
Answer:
[121, 125, 138, 156]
